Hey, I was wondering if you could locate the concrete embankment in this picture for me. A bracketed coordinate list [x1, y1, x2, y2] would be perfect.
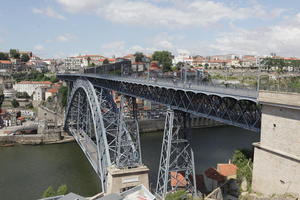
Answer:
[0, 117, 222, 145]
[0, 134, 74, 145]
[139, 117, 223, 133]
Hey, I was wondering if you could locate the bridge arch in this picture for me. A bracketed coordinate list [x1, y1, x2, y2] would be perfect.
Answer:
[64, 78, 111, 192]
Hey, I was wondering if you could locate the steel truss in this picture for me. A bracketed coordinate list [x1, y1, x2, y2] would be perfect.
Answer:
[116, 95, 142, 168]
[61, 75, 261, 132]
[156, 109, 197, 199]
[64, 79, 145, 192]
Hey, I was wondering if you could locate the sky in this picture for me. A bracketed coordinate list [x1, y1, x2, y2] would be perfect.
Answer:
[1, 0, 300, 58]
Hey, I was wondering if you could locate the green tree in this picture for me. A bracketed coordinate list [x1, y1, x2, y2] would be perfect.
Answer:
[134, 52, 145, 62]
[152, 51, 173, 72]
[176, 61, 185, 70]
[42, 186, 56, 198]
[56, 184, 68, 195]
[11, 99, 19, 108]
[9, 49, 20, 59]
[232, 150, 253, 191]
[103, 58, 109, 64]
[0, 52, 9, 60]
[21, 54, 30, 62]
[58, 86, 68, 107]
[87, 56, 91, 65]
[165, 190, 192, 200]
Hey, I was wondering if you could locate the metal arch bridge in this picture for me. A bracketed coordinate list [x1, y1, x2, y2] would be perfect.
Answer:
[58, 73, 261, 198]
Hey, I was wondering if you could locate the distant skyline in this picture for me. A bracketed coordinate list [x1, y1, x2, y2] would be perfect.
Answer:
[1, 0, 300, 58]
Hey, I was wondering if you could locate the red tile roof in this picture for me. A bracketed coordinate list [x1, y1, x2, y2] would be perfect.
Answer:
[0, 60, 12, 64]
[204, 167, 226, 182]
[46, 88, 58, 93]
[217, 164, 238, 177]
[17, 81, 52, 85]
[170, 171, 187, 187]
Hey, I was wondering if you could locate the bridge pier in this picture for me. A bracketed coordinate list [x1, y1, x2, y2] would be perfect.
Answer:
[252, 91, 300, 196]
[156, 109, 197, 199]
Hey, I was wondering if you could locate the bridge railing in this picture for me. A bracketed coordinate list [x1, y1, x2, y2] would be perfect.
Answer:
[86, 73, 259, 99]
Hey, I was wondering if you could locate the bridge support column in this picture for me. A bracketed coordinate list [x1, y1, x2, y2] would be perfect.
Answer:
[252, 91, 300, 196]
[106, 95, 150, 194]
[156, 109, 197, 199]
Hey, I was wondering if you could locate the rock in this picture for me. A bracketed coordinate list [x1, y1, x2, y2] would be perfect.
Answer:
[241, 177, 248, 191]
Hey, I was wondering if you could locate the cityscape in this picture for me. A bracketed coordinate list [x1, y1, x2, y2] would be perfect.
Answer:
[0, 1, 300, 200]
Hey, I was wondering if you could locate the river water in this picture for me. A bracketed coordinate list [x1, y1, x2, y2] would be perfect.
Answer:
[0, 126, 259, 200]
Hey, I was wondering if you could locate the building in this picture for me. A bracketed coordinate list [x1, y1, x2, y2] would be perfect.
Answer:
[45, 88, 58, 100]
[0, 60, 13, 73]
[33, 86, 48, 102]
[13, 81, 52, 96]
[3, 89, 16, 98]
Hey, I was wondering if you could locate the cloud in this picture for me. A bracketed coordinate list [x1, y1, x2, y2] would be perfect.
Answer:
[209, 13, 300, 56]
[56, 33, 76, 42]
[101, 41, 126, 56]
[32, 7, 66, 20]
[34, 44, 45, 51]
[56, 0, 284, 27]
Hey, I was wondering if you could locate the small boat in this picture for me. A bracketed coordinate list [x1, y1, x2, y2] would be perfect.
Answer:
[0, 144, 14, 147]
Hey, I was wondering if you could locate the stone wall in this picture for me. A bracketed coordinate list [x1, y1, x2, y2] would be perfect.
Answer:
[138, 117, 223, 133]
[0, 133, 61, 145]
[252, 91, 300, 196]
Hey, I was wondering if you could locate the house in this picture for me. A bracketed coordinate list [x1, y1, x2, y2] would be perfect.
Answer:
[45, 88, 58, 100]
[13, 81, 52, 96]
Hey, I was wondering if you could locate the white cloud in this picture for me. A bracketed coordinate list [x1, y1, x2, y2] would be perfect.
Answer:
[56, 33, 76, 42]
[101, 41, 126, 57]
[34, 44, 45, 51]
[56, 0, 284, 27]
[209, 13, 300, 56]
[32, 7, 66, 20]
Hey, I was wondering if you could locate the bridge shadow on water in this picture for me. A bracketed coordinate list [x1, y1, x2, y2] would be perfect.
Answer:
[140, 125, 260, 190]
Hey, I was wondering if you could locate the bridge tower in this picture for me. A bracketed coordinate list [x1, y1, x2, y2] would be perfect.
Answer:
[106, 95, 149, 194]
[156, 109, 197, 199]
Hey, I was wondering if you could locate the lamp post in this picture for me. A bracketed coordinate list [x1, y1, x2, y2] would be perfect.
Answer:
[256, 57, 261, 91]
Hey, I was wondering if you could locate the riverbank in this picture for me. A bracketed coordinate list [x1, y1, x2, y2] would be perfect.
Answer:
[0, 117, 223, 145]
[0, 134, 74, 145]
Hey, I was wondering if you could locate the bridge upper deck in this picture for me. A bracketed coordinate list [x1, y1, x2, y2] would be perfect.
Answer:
[58, 73, 258, 102]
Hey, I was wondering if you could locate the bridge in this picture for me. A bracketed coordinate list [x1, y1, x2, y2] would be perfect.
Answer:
[58, 72, 261, 199]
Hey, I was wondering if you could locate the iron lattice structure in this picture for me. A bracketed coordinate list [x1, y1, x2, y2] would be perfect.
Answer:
[156, 109, 197, 199]
[58, 74, 261, 132]
[116, 95, 142, 168]
[64, 79, 142, 192]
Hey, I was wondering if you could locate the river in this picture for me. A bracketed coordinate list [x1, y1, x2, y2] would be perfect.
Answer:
[0, 126, 259, 200]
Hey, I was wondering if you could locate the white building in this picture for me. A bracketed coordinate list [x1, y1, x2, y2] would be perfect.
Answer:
[33, 86, 48, 102]
[3, 89, 16, 98]
[13, 81, 52, 96]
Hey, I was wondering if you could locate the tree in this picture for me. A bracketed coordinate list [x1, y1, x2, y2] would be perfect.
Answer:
[9, 49, 20, 59]
[152, 51, 173, 72]
[176, 62, 184, 70]
[21, 54, 30, 62]
[0, 52, 9, 60]
[87, 56, 91, 65]
[56, 184, 68, 195]
[42, 186, 56, 198]
[134, 52, 145, 62]
[103, 58, 109, 64]
[11, 99, 19, 108]
[58, 86, 68, 107]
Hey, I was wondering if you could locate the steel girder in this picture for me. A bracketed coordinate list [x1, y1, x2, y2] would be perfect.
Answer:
[156, 109, 197, 199]
[64, 79, 112, 192]
[83, 77, 261, 132]
[116, 95, 142, 168]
